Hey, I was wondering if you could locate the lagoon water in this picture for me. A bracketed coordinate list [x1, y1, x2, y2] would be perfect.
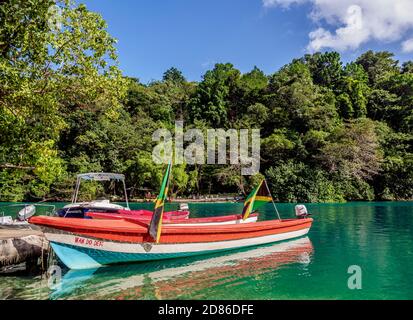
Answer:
[1, 202, 413, 300]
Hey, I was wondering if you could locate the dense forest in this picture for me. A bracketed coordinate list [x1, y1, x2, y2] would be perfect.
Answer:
[0, 0, 412, 202]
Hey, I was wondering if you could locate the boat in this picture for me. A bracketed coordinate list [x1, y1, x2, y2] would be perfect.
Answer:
[0, 203, 56, 225]
[57, 173, 131, 218]
[58, 172, 191, 220]
[29, 215, 312, 270]
[0, 216, 14, 225]
[29, 162, 313, 270]
[85, 211, 259, 225]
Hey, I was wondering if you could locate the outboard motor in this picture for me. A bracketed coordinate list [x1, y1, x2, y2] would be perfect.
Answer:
[17, 204, 36, 221]
[0, 216, 13, 225]
[179, 203, 189, 212]
[295, 204, 310, 218]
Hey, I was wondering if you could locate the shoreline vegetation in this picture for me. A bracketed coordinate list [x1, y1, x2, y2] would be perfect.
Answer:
[0, 195, 243, 204]
[1, 0, 412, 204]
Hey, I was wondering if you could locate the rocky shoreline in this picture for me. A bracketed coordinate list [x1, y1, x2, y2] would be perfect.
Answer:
[0, 224, 49, 274]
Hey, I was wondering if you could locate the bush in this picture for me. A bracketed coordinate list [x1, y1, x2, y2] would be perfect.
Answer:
[265, 161, 345, 203]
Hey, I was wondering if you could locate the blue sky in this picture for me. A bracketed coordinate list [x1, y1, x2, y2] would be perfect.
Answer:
[81, 0, 413, 83]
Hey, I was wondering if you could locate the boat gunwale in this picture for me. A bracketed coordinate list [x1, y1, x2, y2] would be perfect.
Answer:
[29, 216, 312, 235]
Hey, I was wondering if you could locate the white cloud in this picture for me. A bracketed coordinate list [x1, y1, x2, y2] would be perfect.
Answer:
[263, 0, 413, 52]
[262, 0, 306, 8]
[307, 5, 370, 52]
[402, 38, 413, 53]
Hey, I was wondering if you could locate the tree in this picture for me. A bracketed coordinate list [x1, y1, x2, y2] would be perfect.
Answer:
[402, 61, 413, 74]
[170, 164, 189, 197]
[337, 77, 368, 118]
[0, 0, 126, 200]
[373, 122, 413, 200]
[266, 61, 339, 133]
[240, 102, 269, 127]
[303, 52, 343, 89]
[265, 161, 345, 202]
[318, 119, 382, 180]
[1, 4, 412, 206]
[189, 63, 240, 127]
[367, 89, 400, 129]
[355, 50, 399, 86]
[261, 129, 295, 163]
[379, 73, 413, 133]
[214, 165, 246, 195]
[163, 67, 186, 84]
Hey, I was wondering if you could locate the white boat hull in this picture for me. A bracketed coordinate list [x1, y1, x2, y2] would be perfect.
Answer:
[46, 227, 310, 270]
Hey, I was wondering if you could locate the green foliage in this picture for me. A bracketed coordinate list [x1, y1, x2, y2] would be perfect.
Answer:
[355, 50, 399, 86]
[242, 103, 269, 126]
[0, 0, 125, 200]
[266, 61, 340, 134]
[373, 123, 413, 200]
[163, 67, 186, 85]
[303, 52, 343, 88]
[0, 1, 411, 202]
[214, 165, 246, 194]
[170, 164, 189, 197]
[318, 119, 382, 180]
[261, 129, 295, 163]
[239, 66, 268, 91]
[265, 161, 345, 203]
[402, 61, 413, 74]
[189, 63, 240, 127]
[0, 169, 26, 201]
[379, 73, 413, 132]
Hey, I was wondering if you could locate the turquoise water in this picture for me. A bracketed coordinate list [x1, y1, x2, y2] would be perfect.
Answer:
[1, 201, 413, 300]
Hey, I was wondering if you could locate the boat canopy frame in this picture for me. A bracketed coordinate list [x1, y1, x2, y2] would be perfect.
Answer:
[72, 172, 129, 209]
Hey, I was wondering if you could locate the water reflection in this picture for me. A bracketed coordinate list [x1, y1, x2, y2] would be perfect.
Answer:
[4, 202, 413, 299]
[50, 237, 313, 300]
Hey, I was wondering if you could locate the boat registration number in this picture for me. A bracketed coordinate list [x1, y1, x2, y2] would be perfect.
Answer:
[74, 236, 103, 247]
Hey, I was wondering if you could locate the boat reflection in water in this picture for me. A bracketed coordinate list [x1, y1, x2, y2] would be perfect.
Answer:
[51, 236, 313, 299]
